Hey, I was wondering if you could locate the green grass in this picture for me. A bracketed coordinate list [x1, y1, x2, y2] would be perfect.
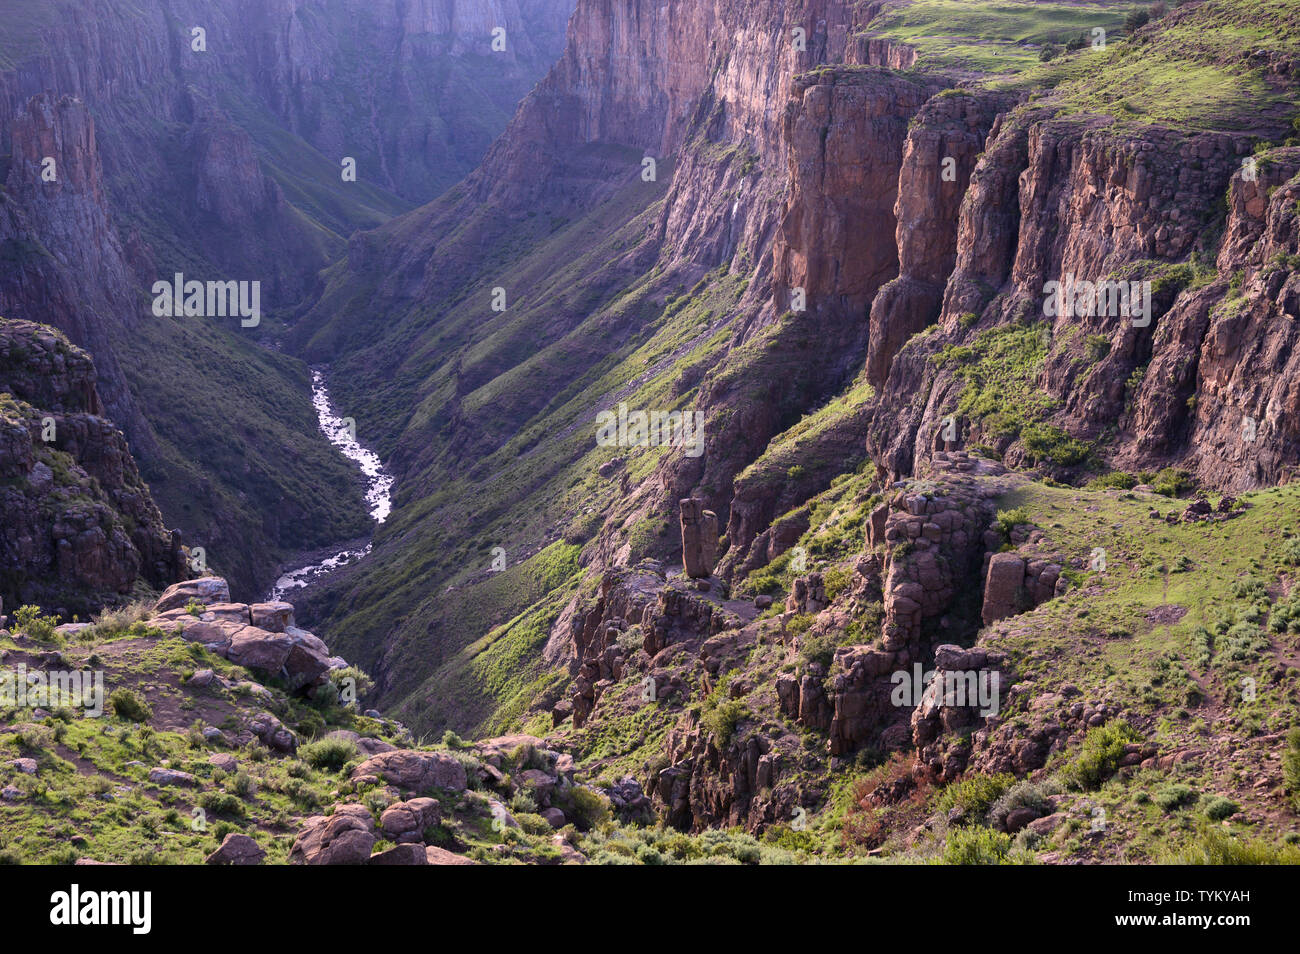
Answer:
[863, 0, 1130, 74]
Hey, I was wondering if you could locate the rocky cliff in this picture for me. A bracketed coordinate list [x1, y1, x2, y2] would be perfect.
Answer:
[0, 318, 181, 617]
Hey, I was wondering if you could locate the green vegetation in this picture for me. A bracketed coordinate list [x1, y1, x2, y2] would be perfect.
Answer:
[1060, 721, 1140, 790]
[299, 736, 359, 772]
[108, 689, 152, 723]
[937, 773, 1014, 818]
[864, 0, 1129, 75]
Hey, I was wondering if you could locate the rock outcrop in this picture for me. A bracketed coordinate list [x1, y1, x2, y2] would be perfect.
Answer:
[151, 577, 339, 695]
[679, 498, 719, 578]
[0, 319, 182, 616]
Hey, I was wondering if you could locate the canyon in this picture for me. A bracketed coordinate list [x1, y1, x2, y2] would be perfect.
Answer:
[1, 0, 1299, 867]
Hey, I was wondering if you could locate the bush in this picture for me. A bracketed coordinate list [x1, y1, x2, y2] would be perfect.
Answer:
[1020, 422, 1092, 467]
[199, 791, 245, 818]
[14, 605, 59, 643]
[1150, 467, 1194, 497]
[822, 565, 853, 603]
[109, 689, 152, 723]
[1280, 537, 1300, 567]
[1203, 796, 1240, 821]
[989, 781, 1051, 830]
[995, 507, 1031, 539]
[1162, 829, 1300, 864]
[328, 666, 376, 707]
[1060, 720, 1140, 790]
[943, 827, 1014, 865]
[701, 688, 747, 748]
[1125, 7, 1150, 32]
[562, 786, 611, 831]
[1087, 471, 1138, 491]
[1153, 783, 1196, 812]
[300, 736, 358, 772]
[1084, 334, 1111, 363]
[937, 773, 1014, 820]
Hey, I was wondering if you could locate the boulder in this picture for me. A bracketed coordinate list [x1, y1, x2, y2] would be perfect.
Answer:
[425, 846, 478, 865]
[379, 797, 442, 841]
[290, 804, 376, 865]
[351, 750, 468, 794]
[226, 627, 293, 672]
[283, 638, 331, 691]
[209, 753, 238, 773]
[249, 602, 295, 632]
[205, 833, 265, 865]
[154, 577, 231, 613]
[203, 603, 252, 624]
[369, 843, 428, 865]
[981, 553, 1026, 625]
[147, 768, 196, 787]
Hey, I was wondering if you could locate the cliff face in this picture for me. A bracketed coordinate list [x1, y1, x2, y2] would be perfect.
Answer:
[0, 318, 181, 617]
[0, 0, 573, 204]
[864, 110, 1297, 493]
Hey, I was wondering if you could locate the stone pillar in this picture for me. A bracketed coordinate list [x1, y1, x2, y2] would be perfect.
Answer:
[679, 498, 718, 578]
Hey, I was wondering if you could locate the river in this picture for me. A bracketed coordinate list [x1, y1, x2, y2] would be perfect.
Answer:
[265, 370, 393, 602]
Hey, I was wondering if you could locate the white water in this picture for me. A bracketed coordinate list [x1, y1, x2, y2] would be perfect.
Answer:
[266, 371, 393, 602]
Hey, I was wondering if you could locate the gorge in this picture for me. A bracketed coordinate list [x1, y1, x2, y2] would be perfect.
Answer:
[0, 0, 1299, 871]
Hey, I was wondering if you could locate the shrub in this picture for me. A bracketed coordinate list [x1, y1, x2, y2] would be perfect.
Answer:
[199, 791, 245, 817]
[1084, 334, 1111, 363]
[301, 736, 358, 772]
[989, 781, 1051, 829]
[109, 689, 152, 723]
[1087, 471, 1138, 491]
[1020, 423, 1092, 467]
[226, 771, 256, 798]
[822, 565, 852, 603]
[328, 666, 376, 706]
[14, 605, 59, 643]
[701, 690, 747, 748]
[563, 786, 611, 831]
[1150, 467, 1194, 497]
[1153, 783, 1196, 812]
[943, 827, 1014, 865]
[1125, 7, 1150, 32]
[937, 773, 1014, 820]
[995, 507, 1031, 539]
[1162, 829, 1300, 864]
[1060, 720, 1140, 790]
[1203, 796, 1240, 821]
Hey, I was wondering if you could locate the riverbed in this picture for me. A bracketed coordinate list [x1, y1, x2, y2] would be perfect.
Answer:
[265, 370, 393, 602]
